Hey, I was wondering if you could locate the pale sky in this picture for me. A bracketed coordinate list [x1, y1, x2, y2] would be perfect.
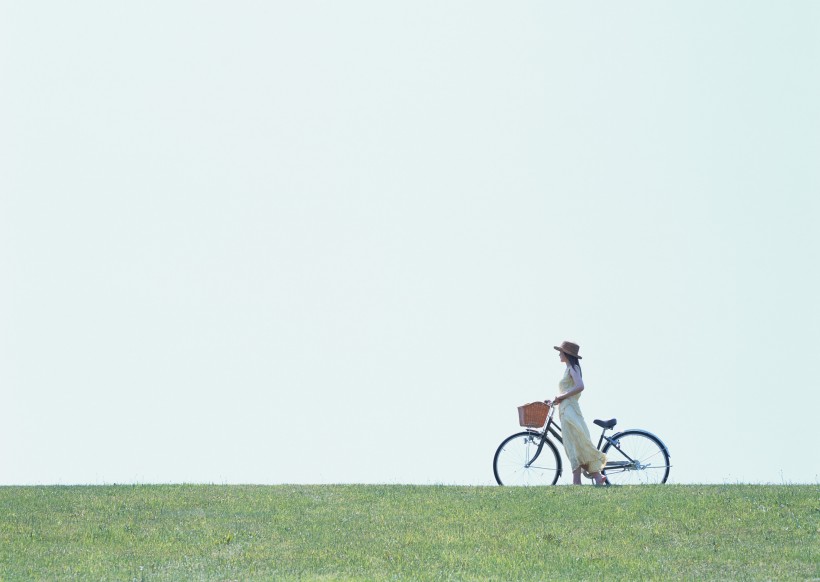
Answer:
[2, 1, 819, 486]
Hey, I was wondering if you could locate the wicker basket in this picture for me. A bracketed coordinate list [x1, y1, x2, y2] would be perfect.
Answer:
[518, 401, 550, 428]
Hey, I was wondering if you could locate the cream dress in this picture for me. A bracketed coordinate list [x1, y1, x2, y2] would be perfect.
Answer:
[558, 367, 606, 473]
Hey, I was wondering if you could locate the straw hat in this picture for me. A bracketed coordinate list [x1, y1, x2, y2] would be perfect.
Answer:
[554, 341, 582, 359]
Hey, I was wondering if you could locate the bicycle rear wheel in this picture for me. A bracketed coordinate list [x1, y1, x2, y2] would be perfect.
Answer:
[601, 430, 670, 485]
[493, 431, 562, 486]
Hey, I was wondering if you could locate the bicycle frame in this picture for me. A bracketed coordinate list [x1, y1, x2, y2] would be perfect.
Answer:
[524, 407, 659, 474]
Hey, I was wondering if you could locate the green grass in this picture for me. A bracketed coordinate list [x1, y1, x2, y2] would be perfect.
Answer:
[0, 484, 817, 580]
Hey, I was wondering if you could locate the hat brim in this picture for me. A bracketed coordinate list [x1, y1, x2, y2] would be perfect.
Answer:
[554, 346, 582, 359]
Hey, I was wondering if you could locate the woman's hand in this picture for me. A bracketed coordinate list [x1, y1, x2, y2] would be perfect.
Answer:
[552, 395, 562, 405]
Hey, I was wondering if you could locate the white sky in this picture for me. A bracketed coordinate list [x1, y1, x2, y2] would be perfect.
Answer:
[2, 1, 819, 486]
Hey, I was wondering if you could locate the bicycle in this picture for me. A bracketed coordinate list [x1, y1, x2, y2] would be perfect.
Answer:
[493, 402, 671, 486]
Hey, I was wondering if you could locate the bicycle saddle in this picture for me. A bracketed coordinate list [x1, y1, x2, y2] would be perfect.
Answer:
[593, 418, 617, 429]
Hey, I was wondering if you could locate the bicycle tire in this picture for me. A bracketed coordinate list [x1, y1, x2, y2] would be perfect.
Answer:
[601, 429, 670, 485]
[493, 431, 562, 486]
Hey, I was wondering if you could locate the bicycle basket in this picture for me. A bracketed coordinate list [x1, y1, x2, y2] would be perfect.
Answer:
[517, 401, 550, 428]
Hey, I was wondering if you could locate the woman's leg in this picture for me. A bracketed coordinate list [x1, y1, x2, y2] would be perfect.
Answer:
[573, 469, 606, 485]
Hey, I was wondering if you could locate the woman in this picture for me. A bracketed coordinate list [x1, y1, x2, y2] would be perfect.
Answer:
[550, 341, 607, 485]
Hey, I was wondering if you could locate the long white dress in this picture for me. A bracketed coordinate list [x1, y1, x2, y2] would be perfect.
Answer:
[558, 367, 606, 473]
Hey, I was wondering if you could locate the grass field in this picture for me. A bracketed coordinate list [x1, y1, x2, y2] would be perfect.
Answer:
[0, 484, 817, 580]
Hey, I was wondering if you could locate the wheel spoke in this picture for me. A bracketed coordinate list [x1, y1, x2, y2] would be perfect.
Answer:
[602, 431, 670, 485]
[494, 432, 561, 486]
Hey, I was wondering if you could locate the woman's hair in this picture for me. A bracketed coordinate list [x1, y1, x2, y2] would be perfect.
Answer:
[566, 354, 582, 376]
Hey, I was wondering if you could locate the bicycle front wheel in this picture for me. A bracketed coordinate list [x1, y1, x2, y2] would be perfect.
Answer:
[601, 430, 670, 485]
[493, 431, 562, 486]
